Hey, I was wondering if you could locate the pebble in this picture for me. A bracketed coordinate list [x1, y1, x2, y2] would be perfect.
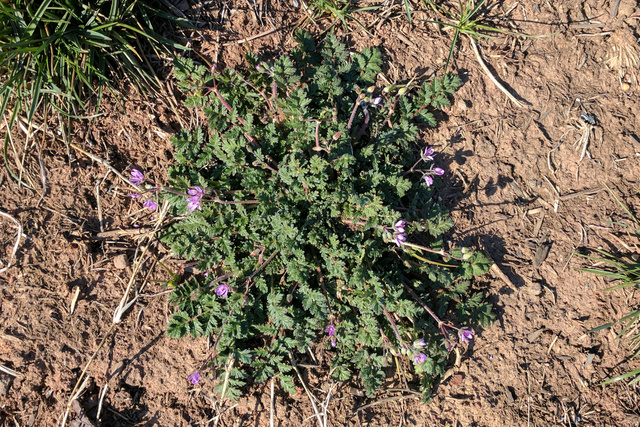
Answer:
[113, 254, 128, 270]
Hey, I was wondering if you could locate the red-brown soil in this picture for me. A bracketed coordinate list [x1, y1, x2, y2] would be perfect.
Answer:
[2, 1, 640, 425]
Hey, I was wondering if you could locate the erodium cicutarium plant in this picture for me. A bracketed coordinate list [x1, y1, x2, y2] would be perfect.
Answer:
[158, 32, 493, 400]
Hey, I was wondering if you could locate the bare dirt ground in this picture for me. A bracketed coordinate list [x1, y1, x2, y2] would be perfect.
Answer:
[2, 0, 640, 425]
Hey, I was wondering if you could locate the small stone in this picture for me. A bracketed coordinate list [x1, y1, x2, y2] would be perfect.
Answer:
[113, 254, 127, 270]
[527, 328, 544, 343]
[527, 281, 542, 296]
[622, 81, 631, 92]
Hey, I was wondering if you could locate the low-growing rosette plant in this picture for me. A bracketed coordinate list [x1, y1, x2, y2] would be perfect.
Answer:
[157, 32, 493, 400]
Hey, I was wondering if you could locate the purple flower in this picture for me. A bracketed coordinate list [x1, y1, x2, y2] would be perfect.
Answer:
[129, 169, 145, 186]
[413, 352, 428, 364]
[371, 97, 382, 106]
[459, 328, 474, 343]
[394, 233, 407, 247]
[187, 371, 201, 385]
[424, 175, 434, 187]
[422, 146, 436, 161]
[129, 193, 140, 199]
[143, 199, 157, 211]
[215, 283, 230, 299]
[393, 219, 406, 233]
[325, 325, 335, 336]
[186, 186, 204, 212]
[444, 339, 456, 351]
[433, 167, 445, 176]
[330, 338, 337, 347]
[413, 339, 426, 348]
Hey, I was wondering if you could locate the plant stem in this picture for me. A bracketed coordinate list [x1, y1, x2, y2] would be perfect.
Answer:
[382, 307, 404, 344]
[399, 281, 455, 330]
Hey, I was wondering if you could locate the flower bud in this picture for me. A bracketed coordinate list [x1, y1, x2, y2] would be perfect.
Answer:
[398, 87, 408, 95]
[367, 85, 375, 93]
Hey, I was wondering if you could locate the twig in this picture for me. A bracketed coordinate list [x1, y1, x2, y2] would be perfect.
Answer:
[469, 37, 524, 108]
[69, 286, 81, 315]
[222, 27, 281, 46]
[0, 210, 23, 274]
[321, 382, 337, 427]
[559, 187, 604, 201]
[489, 263, 517, 291]
[69, 143, 141, 192]
[96, 383, 108, 423]
[354, 393, 420, 413]
[95, 177, 104, 233]
[61, 326, 114, 426]
[0, 363, 21, 378]
[96, 227, 153, 238]
[270, 377, 275, 427]
[289, 352, 323, 427]
[220, 355, 235, 400]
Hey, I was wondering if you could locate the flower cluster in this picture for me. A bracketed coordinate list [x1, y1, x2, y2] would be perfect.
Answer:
[186, 186, 204, 212]
[325, 324, 337, 347]
[392, 219, 407, 247]
[128, 169, 157, 211]
[129, 168, 145, 186]
[443, 327, 475, 351]
[420, 146, 445, 187]
[412, 338, 428, 365]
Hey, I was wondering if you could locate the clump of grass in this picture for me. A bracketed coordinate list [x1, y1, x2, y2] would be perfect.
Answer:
[0, 0, 189, 125]
[421, 0, 551, 107]
[304, 0, 378, 32]
[579, 190, 640, 384]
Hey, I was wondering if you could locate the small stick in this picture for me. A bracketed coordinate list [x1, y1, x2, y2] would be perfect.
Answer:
[95, 179, 104, 233]
[354, 393, 419, 413]
[559, 187, 604, 201]
[0, 363, 21, 378]
[96, 383, 108, 422]
[547, 334, 559, 356]
[220, 355, 235, 400]
[69, 286, 81, 315]
[96, 227, 153, 238]
[469, 37, 524, 108]
[320, 382, 337, 427]
[222, 27, 281, 46]
[0, 210, 22, 274]
[289, 352, 323, 427]
[270, 377, 275, 427]
[489, 263, 517, 291]
[69, 143, 141, 192]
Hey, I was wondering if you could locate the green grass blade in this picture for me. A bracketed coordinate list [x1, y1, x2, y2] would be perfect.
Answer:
[22, 0, 54, 39]
[587, 322, 614, 334]
[601, 366, 640, 385]
[404, 0, 412, 23]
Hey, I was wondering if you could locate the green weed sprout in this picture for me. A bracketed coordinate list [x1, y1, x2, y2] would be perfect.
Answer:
[422, 0, 550, 107]
[305, 0, 378, 32]
[157, 31, 493, 400]
[579, 190, 640, 385]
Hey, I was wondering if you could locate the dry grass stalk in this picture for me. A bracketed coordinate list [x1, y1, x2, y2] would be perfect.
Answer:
[469, 37, 525, 108]
[0, 210, 23, 274]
